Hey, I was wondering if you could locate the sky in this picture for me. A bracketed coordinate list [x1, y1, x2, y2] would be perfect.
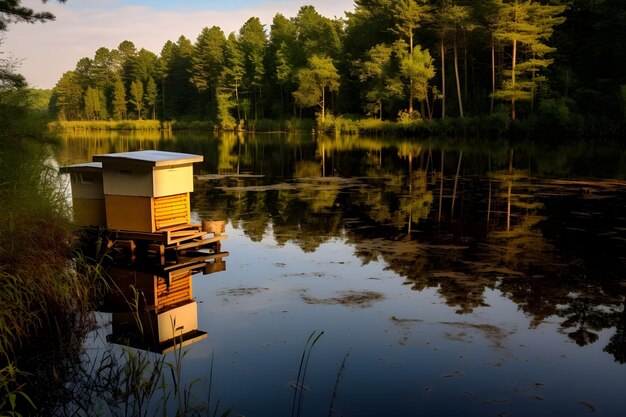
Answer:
[2, 0, 357, 89]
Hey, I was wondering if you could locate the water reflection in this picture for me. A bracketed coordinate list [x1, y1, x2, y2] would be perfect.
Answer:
[53, 132, 626, 416]
[100, 250, 228, 353]
[190, 137, 626, 363]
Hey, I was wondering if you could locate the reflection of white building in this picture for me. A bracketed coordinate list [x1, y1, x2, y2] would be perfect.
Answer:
[109, 300, 207, 354]
[104, 253, 226, 354]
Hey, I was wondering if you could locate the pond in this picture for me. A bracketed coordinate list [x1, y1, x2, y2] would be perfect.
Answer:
[56, 131, 626, 417]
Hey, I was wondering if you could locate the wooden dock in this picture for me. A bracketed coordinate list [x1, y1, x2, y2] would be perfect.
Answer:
[105, 220, 227, 264]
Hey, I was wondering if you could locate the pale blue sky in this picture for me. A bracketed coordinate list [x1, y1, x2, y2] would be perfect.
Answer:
[3, 0, 356, 88]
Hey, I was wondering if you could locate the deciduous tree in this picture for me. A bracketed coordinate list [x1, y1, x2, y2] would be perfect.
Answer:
[399, 43, 436, 117]
[358, 43, 403, 119]
[293, 55, 340, 121]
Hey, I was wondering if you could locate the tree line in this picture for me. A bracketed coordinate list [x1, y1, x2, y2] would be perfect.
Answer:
[48, 0, 626, 133]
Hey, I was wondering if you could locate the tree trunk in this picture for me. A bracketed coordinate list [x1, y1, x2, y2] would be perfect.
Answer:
[463, 36, 468, 106]
[409, 31, 414, 114]
[451, 151, 463, 218]
[235, 83, 241, 121]
[321, 85, 325, 121]
[491, 35, 495, 115]
[259, 86, 264, 119]
[438, 150, 444, 223]
[453, 37, 464, 118]
[409, 79, 414, 114]
[512, 35, 517, 120]
[531, 52, 536, 113]
[441, 38, 446, 119]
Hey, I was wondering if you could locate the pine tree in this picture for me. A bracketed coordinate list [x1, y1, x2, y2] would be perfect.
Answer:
[190, 26, 226, 120]
[129, 79, 144, 120]
[239, 17, 267, 119]
[112, 77, 126, 120]
[492, 0, 565, 119]
[145, 77, 158, 120]
[223, 33, 244, 122]
[392, 0, 429, 113]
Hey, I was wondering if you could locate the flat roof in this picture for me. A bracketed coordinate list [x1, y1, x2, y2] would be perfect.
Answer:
[92, 150, 203, 167]
[59, 162, 103, 173]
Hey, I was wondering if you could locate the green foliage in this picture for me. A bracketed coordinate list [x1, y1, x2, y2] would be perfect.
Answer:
[293, 55, 340, 121]
[112, 77, 127, 120]
[42, 0, 626, 138]
[144, 76, 158, 120]
[239, 17, 267, 120]
[399, 43, 436, 107]
[83, 86, 107, 120]
[129, 79, 144, 119]
[492, 0, 566, 119]
[26, 88, 52, 111]
[0, 134, 102, 415]
[217, 92, 237, 130]
[0, 0, 63, 31]
[190, 26, 226, 99]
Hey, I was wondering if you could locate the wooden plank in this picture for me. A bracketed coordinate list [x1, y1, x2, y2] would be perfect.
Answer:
[169, 229, 202, 238]
[157, 217, 190, 231]
[155, 205, 187, 214]
[154, 208, 188, 217]
[168, 231, 206, 245]
[159, 223, 200, 232]
[173, 235, 227, 251]
[163, 259, 213, 273]
[154, 193, 189, 231]
[154, 193, 187, 201]
[172, 251, 230, 266]
[113, 230, 167, 243]
[147, 244, 165, 256]
[105, 195, 153, 232]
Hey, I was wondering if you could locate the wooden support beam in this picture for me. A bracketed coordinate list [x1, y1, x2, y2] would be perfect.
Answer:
[172, 235, 227, 251]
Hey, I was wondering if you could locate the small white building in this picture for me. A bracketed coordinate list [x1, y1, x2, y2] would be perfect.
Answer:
[60, 162, 106, 227]
[91, 150, 204, 233]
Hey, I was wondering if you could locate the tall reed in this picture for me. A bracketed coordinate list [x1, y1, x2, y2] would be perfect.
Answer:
[0, 135, 103, 415]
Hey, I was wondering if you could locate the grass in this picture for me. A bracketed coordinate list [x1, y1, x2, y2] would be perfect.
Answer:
[0, 133, 104, 415]
[54, 320, 236, 417]
[49, 120, 163, 131]
[291, 330, 324, 417]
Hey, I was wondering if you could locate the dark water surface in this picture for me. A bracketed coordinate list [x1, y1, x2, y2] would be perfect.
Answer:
[57, 132, 626, 417]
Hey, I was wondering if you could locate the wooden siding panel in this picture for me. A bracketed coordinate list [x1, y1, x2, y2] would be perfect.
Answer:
[72, 198, 106, 227]
[154, 193, 189, 231]
[105, 195, 153, 232]
[156, 270, 192, 311]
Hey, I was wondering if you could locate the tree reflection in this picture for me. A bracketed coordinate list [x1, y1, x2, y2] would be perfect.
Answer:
[190, 134, 626, 362]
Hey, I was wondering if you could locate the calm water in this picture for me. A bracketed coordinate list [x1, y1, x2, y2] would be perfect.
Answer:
[57, 131, 626, 417]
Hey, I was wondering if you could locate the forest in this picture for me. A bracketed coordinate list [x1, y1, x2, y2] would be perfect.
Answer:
[44, 0, 626, 138]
